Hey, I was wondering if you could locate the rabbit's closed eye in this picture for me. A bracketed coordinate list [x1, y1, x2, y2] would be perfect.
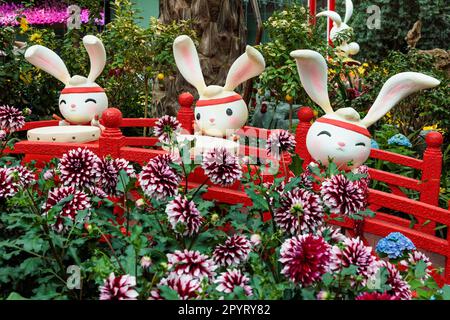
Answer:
[355, 142, 366, 147]
[85, 98, 96, 103]
[318, 130, 331, 137]
[60, 100, 67, 105]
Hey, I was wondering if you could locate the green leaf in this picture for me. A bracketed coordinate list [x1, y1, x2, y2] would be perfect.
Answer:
[288, 154, 304, 176]
[6, 292, 28, 300]
[322, 272, 334, 286]
[442, 285, 450, 300]
[414, 260, 428, 279]
[159, 285, 180, 300]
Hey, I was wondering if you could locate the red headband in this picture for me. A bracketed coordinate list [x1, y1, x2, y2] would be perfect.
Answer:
[196, 94, 242, 107]
[316, 117, 372, 138]
[61, 87, 105, 94]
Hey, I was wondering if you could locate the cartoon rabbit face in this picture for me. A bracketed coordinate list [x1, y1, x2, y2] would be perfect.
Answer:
[291, 49, 440, 170]
[173, 35, 265, 138]
[25, 35, 108, 125]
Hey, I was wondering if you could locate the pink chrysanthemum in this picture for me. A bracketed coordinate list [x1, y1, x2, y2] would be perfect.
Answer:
[154, 115, 181, 144]
[321, 174, 367, 215]
[279, 234, 331, 286]
[149, 274, 201, 300]
[355, 165, 371, 189]
[399, 250, 432, 282]
[166, 195, 203, 236]
[275, 188, 324, 234]
[201, 147, 242, 186]
[42, 186, 91, 233]
[139, 154, 181, 200]
[266, 129, 296, 159]
[11, 165, 35, 188]
[317, 226, 347, 244]
[215, 269, 253, 297]
[330, 237, 377, 278]
[0, 129, 6, 140]
[58, 148, 100, 189]
[96, 157, 135, 196]
[356, 292, 399, 300]
[377, 260, 412, 300]
[213, 235, 251, 267]
[0, 105, 25, 132]
[167, 250, 217, 280]
[299, 169, 314, 189]
[0, 167, 17, 199]
[99, 273, 139, 300]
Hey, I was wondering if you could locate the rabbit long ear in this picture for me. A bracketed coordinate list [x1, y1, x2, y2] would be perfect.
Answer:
[224, 46, 265, 91]
[362, 72, 440, 127]
[344, 0, 354, 24]
[317, 11, 342, 28]
[290, 50, 333, 114]
[83, 35, 106, 83]
[173, 35, 206, 94]
[24, 45, 70, 84]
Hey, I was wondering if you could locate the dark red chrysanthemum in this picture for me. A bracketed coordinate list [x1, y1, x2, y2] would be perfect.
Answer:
[330, 237, 377, 279]
[279, 234, 331, 286]
[356, 292, 399, 300]
[275, 188, 324, 234]
[201, 147, 242, 186]
[154, 115, 181, 144]
[213, 234, 251, 267]
[0, 105, 25, 132]
[0, 167, 17, 199]
[149, 274, 201, 300]
[321, 174, 367, 215]
[11, 165, 35, 188]
[42, 186, 91, 233]
[215, 269, 253, 297]
[377, 260, 412, 300]
[166, 195, 203, 236]
[58, 148, 100, 189]
[266, 129, 296, 159]
[317, 226, 347, 244]
[139, 154, 181, 200]
[96, 157, 135, 196]
[167, 250, 217, 280]
[99, 273, 139, 300]
[355, 165, 370, 189]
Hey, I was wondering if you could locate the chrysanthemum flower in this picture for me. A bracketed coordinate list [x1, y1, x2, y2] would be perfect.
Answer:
[356, 292, 398, 300]
[167, 250, 217, 280]
[355, 165, 370, 189]
[279, 235, 331, 286]
[99, 273, 139, 300]
[399, 250, 432, 282]
[330, 237, 376, 278]
[11, 165, 35, 188]
[266, 129, 296, 159]
[213, 235, 251, 267]
[0, 167, 17, 199]
[166, 195, 203, 236]
[42, 186, 91, 233]
[96, 157, 135, 196]
[154, 115, 181, 144]
[317, 226, 347, 244]
[0, 129, 6, 140]
[149, 274, 201, 300]
[58, 148, 100, 189]
[139, 154, 181, 200]
[275, 188, 324, 234]
[0, 105, 25, 132]
[376, 232, 416, 259]
[201, 147, 242, 186]
[377, 260, 412, 300]
[321, 174, 367, 215]
[215, 269, 253, 297]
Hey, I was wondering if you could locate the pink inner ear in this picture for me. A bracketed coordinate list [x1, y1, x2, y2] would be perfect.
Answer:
[230, 63, 252, 87]
[308, 61, 325, 94]
[181, 45, 196, 74]
[378, 83, 411, 106]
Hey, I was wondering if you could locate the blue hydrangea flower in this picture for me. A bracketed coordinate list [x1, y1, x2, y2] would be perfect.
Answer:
[375, 232, 416, 259]
[370, 139, 379, 149]
[387, 134, 412, 148]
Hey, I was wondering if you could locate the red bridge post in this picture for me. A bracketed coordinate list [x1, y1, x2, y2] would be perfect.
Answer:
[177, 92, 195, 134]
[99, 108, 124, 159]
[295, 107, 314, 168]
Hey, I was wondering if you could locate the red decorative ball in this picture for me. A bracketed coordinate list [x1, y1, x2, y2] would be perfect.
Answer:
[178, 92, 194, 108]
[102, 108, 123, 128]
[298, 107, 315, 122]
[425, 131, 443, 148]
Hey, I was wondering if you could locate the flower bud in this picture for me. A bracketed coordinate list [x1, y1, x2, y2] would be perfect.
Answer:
[140, 256, 152, 269]
[317, 290, 329, 300]
[250, 234, 262, 246]
[211, 213, 219, 222]
[43, 169, 54, 180]
[0, 130, 6, 140]
[136, 198, 145, 208]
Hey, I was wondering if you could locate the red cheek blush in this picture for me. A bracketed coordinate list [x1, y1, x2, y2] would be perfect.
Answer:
[229, 117, 241, 126]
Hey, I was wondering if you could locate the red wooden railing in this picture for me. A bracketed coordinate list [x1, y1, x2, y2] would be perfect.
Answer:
[4, 93, 449, 284]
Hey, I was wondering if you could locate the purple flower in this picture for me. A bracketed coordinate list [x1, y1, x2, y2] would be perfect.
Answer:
[201, 147, 242, 186]
[166, 195, 203, 236]
[266, 129, 296, 159]
[0, 105, 25, 132]
[58, 148, 100, 189]
[149, 274, 201, 300]
[213, 235, 251, 267]
[154, 115, 181, 144]
[0, 167, 17, 199]
[167, 250, 217, 280]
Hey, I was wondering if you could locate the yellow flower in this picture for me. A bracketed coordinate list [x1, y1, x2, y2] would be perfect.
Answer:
[19, 17, 29, 33]
[20, 72, 32, 85]
[29, 32, 42, 43]
[440, 187, 446, 194]
[423, 124, 446, 134]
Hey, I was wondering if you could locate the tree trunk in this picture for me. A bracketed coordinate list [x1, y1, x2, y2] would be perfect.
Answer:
[158, 0, 247, 116]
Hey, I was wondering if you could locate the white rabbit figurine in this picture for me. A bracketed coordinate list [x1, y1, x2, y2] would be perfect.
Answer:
[173, 35, 265, 138]
[317, 0, 360, 57]
[25, 35, 107, 128]
[290, 49, 440, 170]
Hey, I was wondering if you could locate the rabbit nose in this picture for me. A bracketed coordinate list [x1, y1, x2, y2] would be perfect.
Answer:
[209, 118, 215, 123]
[70, 104, 76, 109]
[338, 142, 346, 147]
